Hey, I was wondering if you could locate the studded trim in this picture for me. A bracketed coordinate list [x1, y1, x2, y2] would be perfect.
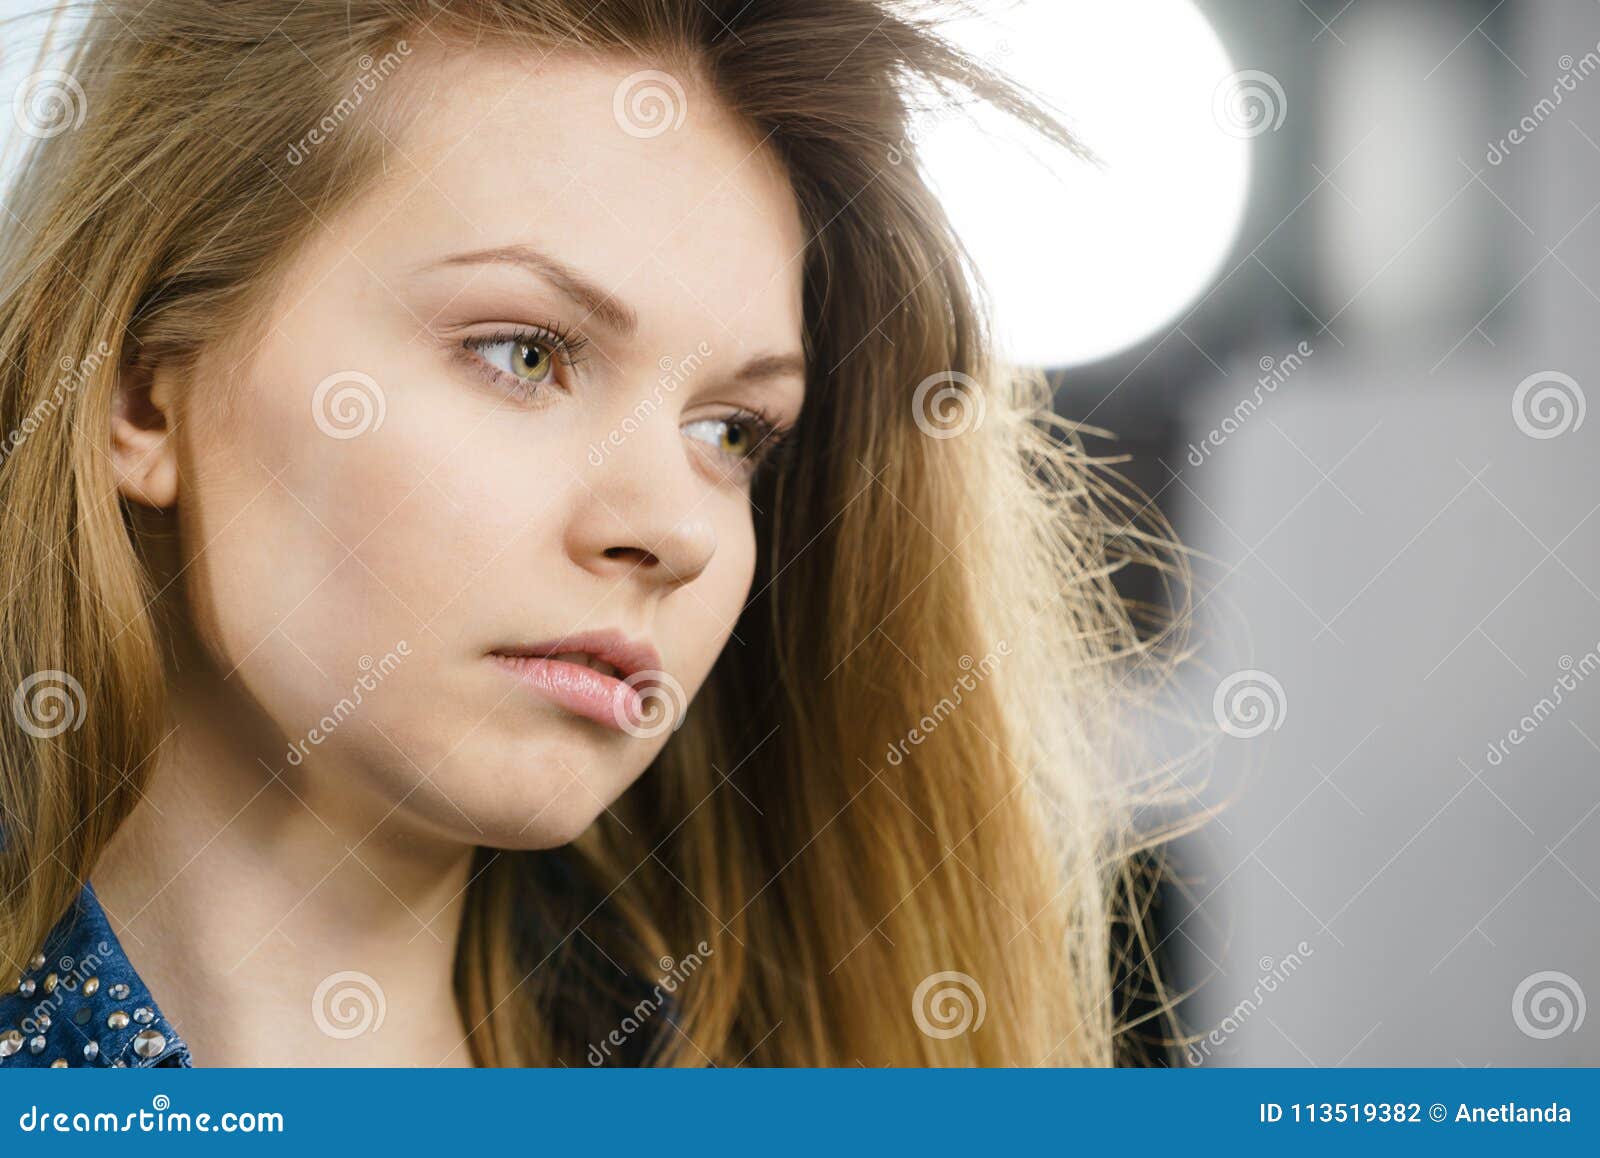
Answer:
[0, 882, 192, 1068]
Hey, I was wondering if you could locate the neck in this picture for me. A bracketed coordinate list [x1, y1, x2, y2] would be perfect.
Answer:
[91, 665, 478, 1067]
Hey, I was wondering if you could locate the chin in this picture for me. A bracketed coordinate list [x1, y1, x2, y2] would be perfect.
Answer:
[483, 802, 611, 851]
[388, 731, 649, 851]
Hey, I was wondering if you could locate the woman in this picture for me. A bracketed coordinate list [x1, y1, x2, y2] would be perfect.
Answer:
[0, 0, 1179, 1067]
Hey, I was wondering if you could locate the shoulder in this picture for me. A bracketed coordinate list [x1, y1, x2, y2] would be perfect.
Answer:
[0, 883, 192, 1068]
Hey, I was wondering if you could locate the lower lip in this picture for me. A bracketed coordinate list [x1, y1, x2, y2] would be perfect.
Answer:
[489, 654, 643, 731]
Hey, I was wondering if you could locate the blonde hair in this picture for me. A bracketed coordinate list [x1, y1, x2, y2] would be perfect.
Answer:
[0, 0, 1186, 1065]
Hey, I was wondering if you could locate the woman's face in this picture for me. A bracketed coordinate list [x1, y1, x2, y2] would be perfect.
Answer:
[136, 51, 807, 848]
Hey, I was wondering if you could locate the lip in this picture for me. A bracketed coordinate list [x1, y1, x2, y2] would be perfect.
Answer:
[488, 629, 663, 732]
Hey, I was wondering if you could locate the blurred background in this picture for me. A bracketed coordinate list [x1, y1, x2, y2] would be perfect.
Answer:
[914, 0, 1600, 1065]
[1, 0, 1595, 1064]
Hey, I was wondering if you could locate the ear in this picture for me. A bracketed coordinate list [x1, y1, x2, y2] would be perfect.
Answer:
[110, 357, 179, 509]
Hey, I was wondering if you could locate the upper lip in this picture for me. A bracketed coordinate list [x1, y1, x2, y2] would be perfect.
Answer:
[490, 629, 662, 682]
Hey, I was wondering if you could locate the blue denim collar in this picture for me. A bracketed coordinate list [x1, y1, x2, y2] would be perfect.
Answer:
[0, 881, 192, 1068]
[5, 868, 684, 1067]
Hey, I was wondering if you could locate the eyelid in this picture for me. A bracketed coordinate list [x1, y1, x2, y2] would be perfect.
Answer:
[464, 322, 590, 367]
[458, 322, 591, 396]
[450, 325, 799, 479]
[683, 406, 796, 483]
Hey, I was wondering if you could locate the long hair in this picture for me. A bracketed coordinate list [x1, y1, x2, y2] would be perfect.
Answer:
[0, 0, 1185, 1065]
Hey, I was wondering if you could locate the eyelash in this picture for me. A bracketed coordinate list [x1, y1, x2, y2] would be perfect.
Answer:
[458, 324, 798, 481]
[460, 322, 590, 400]
[712, 404, 796, 481]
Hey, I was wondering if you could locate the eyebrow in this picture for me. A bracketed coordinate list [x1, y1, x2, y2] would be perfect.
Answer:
[420, 243, 640, 338]
[417, 243, 807, 388]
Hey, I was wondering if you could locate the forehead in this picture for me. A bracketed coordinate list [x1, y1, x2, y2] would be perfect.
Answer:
[349, 46, 807, 358]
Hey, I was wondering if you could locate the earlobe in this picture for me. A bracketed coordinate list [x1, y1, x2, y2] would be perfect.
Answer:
[110, 358, 179, 509]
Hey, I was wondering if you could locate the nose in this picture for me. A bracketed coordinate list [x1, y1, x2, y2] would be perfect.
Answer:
[565, 429, 718, 589]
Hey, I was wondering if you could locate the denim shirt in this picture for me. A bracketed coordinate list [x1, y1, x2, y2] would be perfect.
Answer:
[3, 874, 681, 1068]
[0, 883, 192, 1069]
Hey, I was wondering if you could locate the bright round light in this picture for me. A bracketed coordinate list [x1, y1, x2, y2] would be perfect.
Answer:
[913, 1, 1254, 368]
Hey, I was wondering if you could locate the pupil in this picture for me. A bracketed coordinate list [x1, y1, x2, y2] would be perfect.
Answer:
[516, 343, 546, 377]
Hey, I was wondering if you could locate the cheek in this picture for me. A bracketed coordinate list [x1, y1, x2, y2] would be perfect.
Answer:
[681, 505, 758, 668]
[174, 322, 763, 772]
[173, 360, 554, 712]
[721, 511, 759, 606]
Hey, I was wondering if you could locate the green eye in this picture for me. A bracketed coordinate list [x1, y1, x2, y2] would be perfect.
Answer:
[683, 417, 754, 459]
[682, 411, 790, 482]
[717, 421, 752, 456]
[480, 337, 555, 384]
[461, 323, 589, 395]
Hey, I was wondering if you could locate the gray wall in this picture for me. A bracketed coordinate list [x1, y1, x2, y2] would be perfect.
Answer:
[1175, 0, 1600, 1065]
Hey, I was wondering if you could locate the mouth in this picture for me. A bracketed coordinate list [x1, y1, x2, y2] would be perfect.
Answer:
[533, 652, 622, 678]
[488, 630, 663, 732]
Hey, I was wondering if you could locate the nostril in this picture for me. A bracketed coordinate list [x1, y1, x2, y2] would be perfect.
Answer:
[604, 546, 659, 566]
